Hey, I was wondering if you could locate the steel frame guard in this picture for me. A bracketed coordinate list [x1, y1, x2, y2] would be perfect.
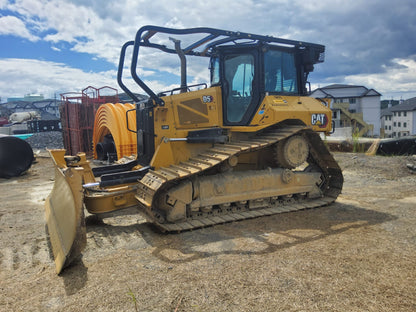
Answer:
[117, 41, 138, 102]
[119, 25, 325, 108]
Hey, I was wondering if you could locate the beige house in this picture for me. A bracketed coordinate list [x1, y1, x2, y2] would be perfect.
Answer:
[381, 98, 416, 138]
[311, 84, 381, 137]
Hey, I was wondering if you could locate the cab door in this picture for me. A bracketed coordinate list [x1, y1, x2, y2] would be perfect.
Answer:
[222, 49, 260, 126]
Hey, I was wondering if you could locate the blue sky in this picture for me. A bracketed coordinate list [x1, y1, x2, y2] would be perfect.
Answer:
[1, 0, 416, 102]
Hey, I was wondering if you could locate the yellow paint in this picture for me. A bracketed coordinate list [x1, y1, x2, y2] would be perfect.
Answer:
[150, 138, 176, 169]
[46, 150, 87, 273]
[148, 87, 332, 168]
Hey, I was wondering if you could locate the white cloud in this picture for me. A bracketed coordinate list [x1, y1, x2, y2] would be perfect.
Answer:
[0, 58, 117, 100]
[0, 58, 187, 101]
[1, 0, 416, 101]
[0, 15, 39, 41]
[5, 0, 138, 63]
[343, 57, 416, 99]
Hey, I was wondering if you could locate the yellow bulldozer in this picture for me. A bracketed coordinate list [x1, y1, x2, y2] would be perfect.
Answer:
[45, 25, 343, 273]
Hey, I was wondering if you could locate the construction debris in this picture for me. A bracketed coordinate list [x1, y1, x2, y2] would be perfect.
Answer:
[406, 155, 416, 173]
[9, 111, 41, 124]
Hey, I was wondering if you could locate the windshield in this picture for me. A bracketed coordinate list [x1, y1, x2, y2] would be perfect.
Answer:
[264, 49, 298, 94]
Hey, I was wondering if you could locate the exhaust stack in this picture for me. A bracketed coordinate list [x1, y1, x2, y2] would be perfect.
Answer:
[170, 37, 187, 93]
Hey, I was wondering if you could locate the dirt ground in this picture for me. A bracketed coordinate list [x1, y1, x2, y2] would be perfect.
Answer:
[0, 152, 415, 311]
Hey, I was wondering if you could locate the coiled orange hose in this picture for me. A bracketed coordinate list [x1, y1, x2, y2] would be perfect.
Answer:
[92, 103, 137, 160]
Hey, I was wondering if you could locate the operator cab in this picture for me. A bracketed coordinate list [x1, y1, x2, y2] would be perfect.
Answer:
[210, 44, 313, 126]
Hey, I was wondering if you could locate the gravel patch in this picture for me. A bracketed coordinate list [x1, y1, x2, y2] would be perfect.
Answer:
[25, 131, 64, 150]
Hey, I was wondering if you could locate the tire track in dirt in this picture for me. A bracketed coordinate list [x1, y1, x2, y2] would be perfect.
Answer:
[1, 220, 151, 271]
[81, 214, 152, 263]
[0, 238, 51, 271]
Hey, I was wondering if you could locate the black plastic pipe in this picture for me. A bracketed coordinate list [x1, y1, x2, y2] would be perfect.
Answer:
[0, 135, 34, 178]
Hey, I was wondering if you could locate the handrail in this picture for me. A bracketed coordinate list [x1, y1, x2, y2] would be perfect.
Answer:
[157, 83, 208, 97]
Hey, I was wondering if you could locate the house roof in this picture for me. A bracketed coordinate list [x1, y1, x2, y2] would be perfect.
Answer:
[321, 84, 356, 89]
[381, 107, 393, 117]
[390, 98, 416, 112]
[311, 84, 381, 98]
[32, 100, 60, 109]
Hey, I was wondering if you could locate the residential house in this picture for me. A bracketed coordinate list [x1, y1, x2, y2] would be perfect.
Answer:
[380, 107, 393, 138]
[311, 84, 381, 136]
[381, 97, 416, 138]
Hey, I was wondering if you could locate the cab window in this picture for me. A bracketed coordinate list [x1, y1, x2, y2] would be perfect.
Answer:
[264, 50, 298, 94]
[224, 54, 255, 122]
[210, 57, 220, 85]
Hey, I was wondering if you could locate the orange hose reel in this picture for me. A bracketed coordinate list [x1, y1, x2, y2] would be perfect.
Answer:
[93, 103, 137, 160]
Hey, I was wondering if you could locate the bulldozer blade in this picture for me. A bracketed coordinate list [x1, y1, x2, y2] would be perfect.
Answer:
[45, 150, 86, 274]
